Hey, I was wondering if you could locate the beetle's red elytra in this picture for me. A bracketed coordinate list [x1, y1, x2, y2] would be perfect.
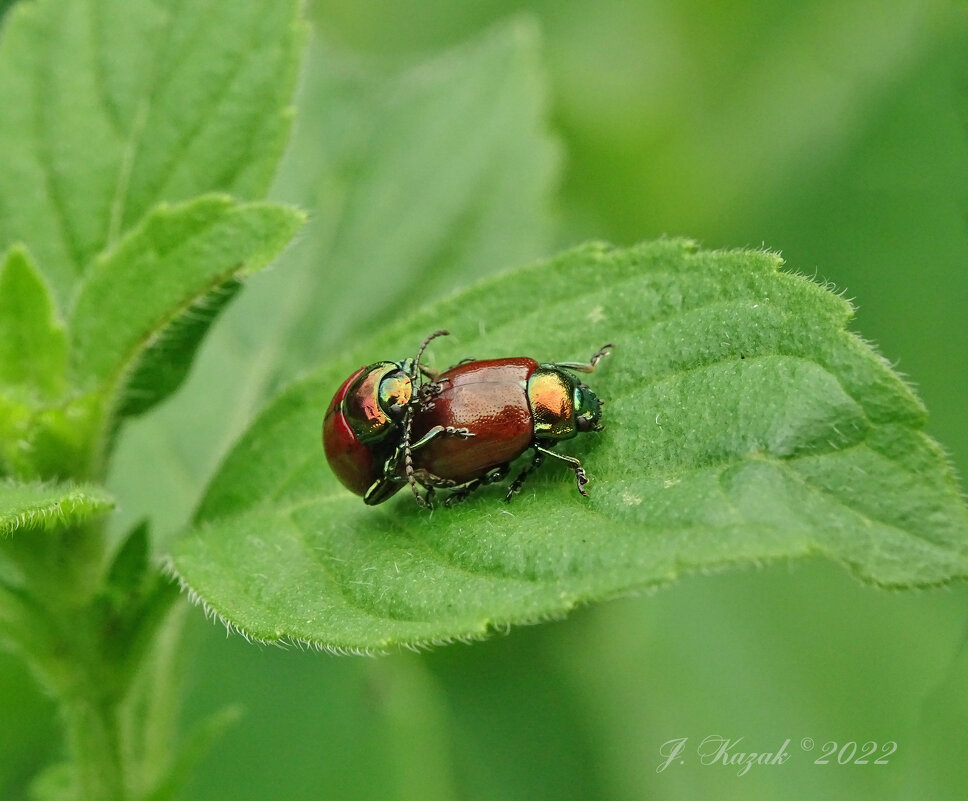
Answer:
[322, 331, 612, 507]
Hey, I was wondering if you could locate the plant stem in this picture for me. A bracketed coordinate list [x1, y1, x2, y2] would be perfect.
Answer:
[1, 521, 184, 801]
[64, 696, 126, 801]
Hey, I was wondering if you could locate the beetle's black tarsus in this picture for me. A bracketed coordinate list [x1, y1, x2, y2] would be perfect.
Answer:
[443, 464, 509, 506]
[443, 480, 480, 506]
[505, 449, 546, 501]
[534, 445, 591, 497]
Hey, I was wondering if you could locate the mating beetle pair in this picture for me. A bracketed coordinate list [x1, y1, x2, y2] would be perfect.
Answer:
[322, 331, 612, 507]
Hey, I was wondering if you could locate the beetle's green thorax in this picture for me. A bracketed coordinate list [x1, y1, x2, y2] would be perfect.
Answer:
[528, 367, 604, 441]
[343, 361, 413, 443]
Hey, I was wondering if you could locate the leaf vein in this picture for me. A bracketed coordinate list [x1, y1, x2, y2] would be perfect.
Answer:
[132, 7, 266, 209]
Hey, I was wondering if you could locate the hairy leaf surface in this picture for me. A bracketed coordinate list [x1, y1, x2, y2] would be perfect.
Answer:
[0, 481, 113, 538]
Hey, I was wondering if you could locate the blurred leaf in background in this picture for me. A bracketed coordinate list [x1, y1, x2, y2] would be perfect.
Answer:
[0, 653, 57, 799]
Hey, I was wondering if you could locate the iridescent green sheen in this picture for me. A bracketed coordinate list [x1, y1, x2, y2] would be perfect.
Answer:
[528, 368, 577, 440]
[343, 363, 413, 443]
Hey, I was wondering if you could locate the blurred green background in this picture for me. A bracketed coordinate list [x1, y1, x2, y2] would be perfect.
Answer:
[5, 0, 968, 798]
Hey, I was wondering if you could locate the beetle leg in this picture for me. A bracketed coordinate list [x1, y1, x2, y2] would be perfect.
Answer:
[363, 474, 404, 506]
[400, 409, 463, 508]
[548, 343, 613, 374]
[417, 379, 449, 409]
[415, 472, 458, 489]
[395, 408, 464, 508]
[535, 445, 590, 496]
[441, 465, 507, 506]
[483, 463, 510, 484]
[411, 470, 459, 508]
[409, 425, 475, 452]
[443, 478, 482, 506]
[419, 375, 447, 394]
[505, 449, 546, 501]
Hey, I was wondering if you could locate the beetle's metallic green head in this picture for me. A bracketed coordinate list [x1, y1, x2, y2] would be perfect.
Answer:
[573, 381, 604, 433]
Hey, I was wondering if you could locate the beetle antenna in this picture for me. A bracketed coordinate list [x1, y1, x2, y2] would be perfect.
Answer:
[410, 329, 449, 383]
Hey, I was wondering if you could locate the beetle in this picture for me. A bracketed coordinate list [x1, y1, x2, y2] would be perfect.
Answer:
[322, 331, 611, 507]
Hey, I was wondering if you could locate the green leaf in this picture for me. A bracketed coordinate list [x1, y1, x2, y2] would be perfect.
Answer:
[0, 0, 302, 308]
[0, 480, 113, 538]
[69, 195, 305, 419]
[170, 240, 968, 650]
[0, 246, 67, 399]
[115, 280, 243, 419]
